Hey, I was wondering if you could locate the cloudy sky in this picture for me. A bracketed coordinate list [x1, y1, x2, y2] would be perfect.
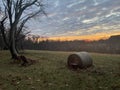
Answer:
[29, 0, 120, 41]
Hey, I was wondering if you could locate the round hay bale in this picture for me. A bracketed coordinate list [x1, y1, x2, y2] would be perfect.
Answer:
[67, 52, 93, 69]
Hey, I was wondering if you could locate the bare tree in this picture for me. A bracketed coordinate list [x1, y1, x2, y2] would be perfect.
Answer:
[0, 0, 45, 59]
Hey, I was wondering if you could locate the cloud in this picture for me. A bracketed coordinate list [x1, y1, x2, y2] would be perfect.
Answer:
[54, 0, 59, 7]
[75, 6, 87, 11]
[93, 0, 99, 6]
[82, 17, 99, 24]
[105, 12, 120, 18]
[48, 31, 120, 41]
[54, 24, 120, 37]
[67, 0, 85, 8]
[93, 0, 109, 6]
[63, 30, 82, 36]
[62, 17, 69, 21]
[48, 13, 57, 17]
[86, 24, 120, 35]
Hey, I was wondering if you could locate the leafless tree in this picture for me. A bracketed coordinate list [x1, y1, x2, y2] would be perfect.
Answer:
[0, 0, 45, 59]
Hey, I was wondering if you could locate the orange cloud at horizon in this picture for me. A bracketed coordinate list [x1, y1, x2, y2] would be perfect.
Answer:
[48, 35, 108, 41]
[42, 32, 120, 41]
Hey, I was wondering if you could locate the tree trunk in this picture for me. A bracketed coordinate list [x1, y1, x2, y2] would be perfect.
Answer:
[9, 41, 18, 59]
[10, 47, 18, 59]
[9, 29, 18, 59]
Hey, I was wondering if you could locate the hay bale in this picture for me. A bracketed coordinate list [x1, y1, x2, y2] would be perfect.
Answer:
[67, 52, 93, 69]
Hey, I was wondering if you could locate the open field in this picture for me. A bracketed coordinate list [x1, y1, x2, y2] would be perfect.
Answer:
[0, 50, 120, 90]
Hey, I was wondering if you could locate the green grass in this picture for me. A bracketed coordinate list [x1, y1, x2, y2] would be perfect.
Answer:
[0, 50, 120, 90]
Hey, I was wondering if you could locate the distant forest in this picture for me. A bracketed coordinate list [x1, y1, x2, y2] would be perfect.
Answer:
[0, 34, 120, 54]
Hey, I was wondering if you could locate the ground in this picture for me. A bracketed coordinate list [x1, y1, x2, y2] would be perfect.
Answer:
[0, 50, 120, 90]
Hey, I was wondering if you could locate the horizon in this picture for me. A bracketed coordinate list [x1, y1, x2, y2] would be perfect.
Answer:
[27, 33, 120, 42]
[39, 32, 120, 41]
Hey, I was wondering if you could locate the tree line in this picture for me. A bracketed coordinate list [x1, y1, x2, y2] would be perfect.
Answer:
[1, 34, 119, 54]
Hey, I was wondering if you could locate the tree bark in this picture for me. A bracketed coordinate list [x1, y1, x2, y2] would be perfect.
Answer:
[9, 28, 18, 59]
[10, 45, 18, 59]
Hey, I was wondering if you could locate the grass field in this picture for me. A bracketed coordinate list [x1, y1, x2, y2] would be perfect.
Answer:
[0, 50, 120, 90]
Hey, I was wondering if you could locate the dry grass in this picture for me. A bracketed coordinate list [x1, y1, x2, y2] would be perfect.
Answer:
[0, 50, 120, 90]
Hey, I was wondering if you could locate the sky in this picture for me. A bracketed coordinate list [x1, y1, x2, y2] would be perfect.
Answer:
[26, 0, 120, 41]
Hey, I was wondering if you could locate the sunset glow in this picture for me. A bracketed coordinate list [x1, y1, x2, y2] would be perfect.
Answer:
[37, 32, 120, 42]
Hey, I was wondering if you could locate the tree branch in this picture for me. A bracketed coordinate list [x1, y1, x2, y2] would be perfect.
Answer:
[0, 16, 9, 47]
